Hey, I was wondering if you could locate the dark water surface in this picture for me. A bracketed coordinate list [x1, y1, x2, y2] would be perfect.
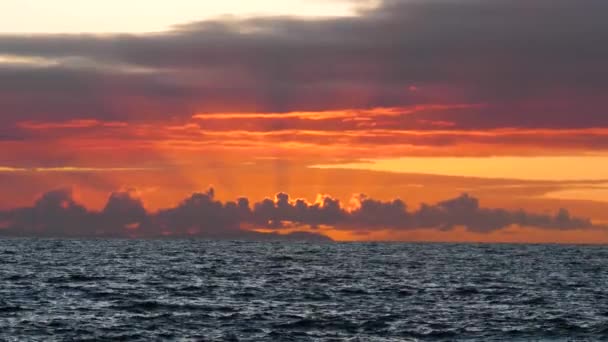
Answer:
[1, 239, 608, 341]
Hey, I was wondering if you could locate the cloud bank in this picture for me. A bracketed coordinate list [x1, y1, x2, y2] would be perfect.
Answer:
[0, 0, 607, 128]
[1, 0, 608, 166]
[0, 188, 600, 240]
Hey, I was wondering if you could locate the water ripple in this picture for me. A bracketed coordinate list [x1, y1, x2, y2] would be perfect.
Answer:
[1, 239, 608, 341]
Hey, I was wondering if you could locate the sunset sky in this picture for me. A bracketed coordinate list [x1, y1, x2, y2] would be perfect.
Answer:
[1, 0, 608, 243]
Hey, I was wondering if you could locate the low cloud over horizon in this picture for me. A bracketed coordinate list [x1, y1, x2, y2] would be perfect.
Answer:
[0, 187, 600, 241]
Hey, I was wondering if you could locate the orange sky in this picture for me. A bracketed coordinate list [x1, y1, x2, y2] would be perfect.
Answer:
[2, 149, 608, 242]
[2, 0, 608, 242]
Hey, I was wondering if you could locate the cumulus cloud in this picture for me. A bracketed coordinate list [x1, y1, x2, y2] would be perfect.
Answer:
[0, 188, 600, 240]
[0, 0, 607, 129]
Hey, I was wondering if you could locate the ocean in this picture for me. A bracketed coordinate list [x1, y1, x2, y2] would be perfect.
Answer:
[1, 239, 607, 341]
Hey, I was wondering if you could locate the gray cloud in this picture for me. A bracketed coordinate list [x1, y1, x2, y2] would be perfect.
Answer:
[1, 0, 607, 129]
[0, 188, 332, 241]
[0, 188, 599, 239]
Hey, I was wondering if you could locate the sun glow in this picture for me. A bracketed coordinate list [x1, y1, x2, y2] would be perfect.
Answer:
[312, 156, 608, 181]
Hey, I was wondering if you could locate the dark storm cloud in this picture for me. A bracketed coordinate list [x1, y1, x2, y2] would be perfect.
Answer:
[1, 0, 608, 128]
[0, 188, 599, 239]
